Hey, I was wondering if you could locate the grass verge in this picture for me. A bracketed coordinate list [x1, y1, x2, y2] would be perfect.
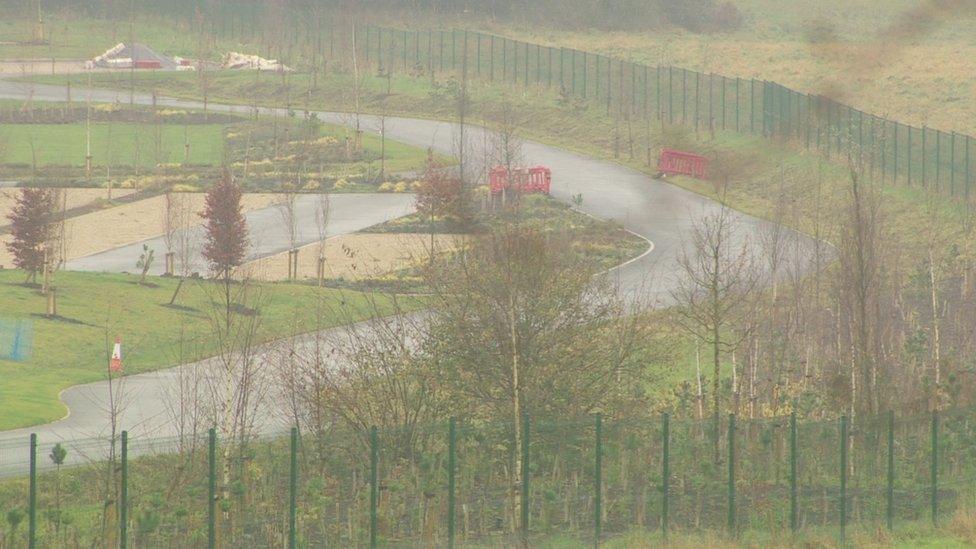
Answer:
[0, 269, 415, 430]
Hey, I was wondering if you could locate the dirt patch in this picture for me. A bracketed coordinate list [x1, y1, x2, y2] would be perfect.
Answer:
[0, 192, 277, 268]
[242, 233, 464, 282]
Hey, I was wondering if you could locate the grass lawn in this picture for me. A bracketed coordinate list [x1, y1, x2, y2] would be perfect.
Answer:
[0, 269, 414, 430]
[0, 122, 224, 167]
[0, 14, 228, 59]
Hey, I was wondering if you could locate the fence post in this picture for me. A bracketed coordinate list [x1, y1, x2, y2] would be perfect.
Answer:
[931, 410, 939, 525]
[448, 417, 457, 548]
[951, 132, 957, 196]
[894, 122, 899, 184]
[735, 77, 740, 132]
[922, 126, 927, 189]
[908, 126, 913, 187]
[489, 34, 494, 81]
[662, 413, 670, 541]
[681, 68, 687, 124]
[936, 130, 942, 192]
[790, 412, 798, 532]
[370, 426, 378, 548]
[667, 66, 673, 124]
[208, 428, 216, 549]
[594, 413, 603, 547]
[582, 52, 588, 98]
[967, 135, 972, 200]
[887, 411, 895, 531]
[28, 433, 36, 549]
[289, 426, 298, 549]
[727, 413, 736, 534]
[840, 416, 847, 545]
[121, 430, 129, 549]
[521, 414, 531, 544]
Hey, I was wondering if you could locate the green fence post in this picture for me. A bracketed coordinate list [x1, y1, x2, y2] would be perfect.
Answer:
[662, 413, 670, 541]
[694, 71, 700, 131]
[643, 64, 649, 119]
[570, 49, 575, 95]
[951, 132, 957, 197]
[790, 412, 798, 532]
[922, 126, 927, 189]
[750, 79, 755, 134]
[735, 76, 741, 132]
[937, 130, 942, 192]
[28, 433, 36, 549]
[908, 126, 913, 187]
[931, 410, 939, 525]
[966, 135, 971, 200]
[681, 68, 687, 124]
[121, 430, 129, 549]
[727, 413, 736, 534]
[894, 122, 899, 184]
[887, 411, 894, 531]
[289, 426, 298, 549]
[489, 35, 494, 81]
[667, 66, 673, 124]
[521, 414, 531, 544]
[559, 48, 564, 90]
[370, 426, 378, 548]
[208, 428, 216, 549]
[840, 416, 847, 545]
[594, 413, 603, 547]
[582, 52, 588, 98]
[548, 46, 552, 88]
[448, 418, 457, 549]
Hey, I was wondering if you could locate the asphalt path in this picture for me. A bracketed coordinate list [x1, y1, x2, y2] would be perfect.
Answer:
[0, 77, 820, 473]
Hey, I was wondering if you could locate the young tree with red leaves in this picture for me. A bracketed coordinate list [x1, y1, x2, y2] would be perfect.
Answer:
[201, 170, 249, 327]
[6, 188, 57, 283]
[415, 154, 461, 263]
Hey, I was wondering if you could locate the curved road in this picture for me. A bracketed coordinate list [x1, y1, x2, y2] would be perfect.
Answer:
[0, 78, 818, 472]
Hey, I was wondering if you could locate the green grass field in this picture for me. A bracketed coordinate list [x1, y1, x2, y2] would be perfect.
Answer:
[0, 270, 413, 430]
[0, 122, 224, 167]
[0, 14, 223, 59]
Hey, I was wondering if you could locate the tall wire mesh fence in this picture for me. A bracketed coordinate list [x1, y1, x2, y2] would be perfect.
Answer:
[0, 409, 972, 547]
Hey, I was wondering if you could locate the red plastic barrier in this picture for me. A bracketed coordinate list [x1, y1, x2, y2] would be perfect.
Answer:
[657, 149, 709, 179]
[134, 60, 162, 69]
[489, 165, 551, 195]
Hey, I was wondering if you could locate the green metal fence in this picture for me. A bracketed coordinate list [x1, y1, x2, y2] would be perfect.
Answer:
[1, 407, 974, 546]
[337, 24, 974, 201]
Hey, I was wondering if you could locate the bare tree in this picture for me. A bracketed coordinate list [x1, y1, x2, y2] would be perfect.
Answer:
[489, 101, 524, 208]
[168, 192, 200, 305]
[275, 187, 300, 279]
[671, 204, 759, 461]
[313, 193, 331, 286]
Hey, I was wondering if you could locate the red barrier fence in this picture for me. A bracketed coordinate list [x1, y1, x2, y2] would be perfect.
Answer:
[489, 165, 551, 195]
[657, 149, 709, 179]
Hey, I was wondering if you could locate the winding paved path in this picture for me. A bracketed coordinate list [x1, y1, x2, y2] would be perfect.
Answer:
[0, 78, 818, 473]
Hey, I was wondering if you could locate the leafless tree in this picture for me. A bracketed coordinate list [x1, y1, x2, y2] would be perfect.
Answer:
[671, 204, 759, 461]
[275, 188, 300, 279]
[313, 193, 331, 286]
[168, 192, 199, 305]
[489, 101, 524, 208]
